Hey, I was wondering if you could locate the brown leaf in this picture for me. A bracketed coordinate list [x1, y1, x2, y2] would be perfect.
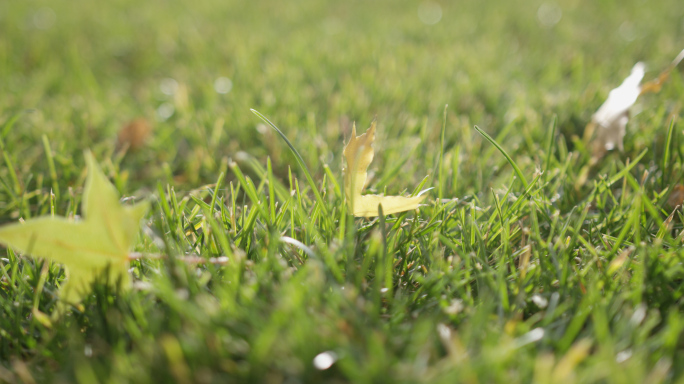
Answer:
[117, 118, 152, 151]
[667, 184, 684, 209]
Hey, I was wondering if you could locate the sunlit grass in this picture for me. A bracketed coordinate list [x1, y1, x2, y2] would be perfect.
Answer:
[1, 0, 684, 382]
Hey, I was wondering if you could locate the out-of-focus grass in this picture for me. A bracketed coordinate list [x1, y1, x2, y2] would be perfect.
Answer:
[1, 0, 684, 382]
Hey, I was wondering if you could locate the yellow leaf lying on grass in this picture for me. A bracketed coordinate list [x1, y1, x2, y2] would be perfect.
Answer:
[586, 49, 684, 161]
[343, 122, 427, 217]
[0, 152, 149, 310]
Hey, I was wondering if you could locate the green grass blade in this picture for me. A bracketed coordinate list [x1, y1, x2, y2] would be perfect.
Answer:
[474, 125, 529, 189]
[250, 109, 330, 223]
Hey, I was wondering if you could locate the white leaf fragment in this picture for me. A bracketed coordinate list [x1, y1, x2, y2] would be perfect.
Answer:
[592, 62, 645, 152]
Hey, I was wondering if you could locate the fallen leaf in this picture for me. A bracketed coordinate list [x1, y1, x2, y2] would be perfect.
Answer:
[0, 152, 149, 310]
[667, 184, 684, 208]
[343, 122, 427, 217]
[586, 49, 684, 161]
[587, 62, 645, 158]
[117, 118, 152, 151]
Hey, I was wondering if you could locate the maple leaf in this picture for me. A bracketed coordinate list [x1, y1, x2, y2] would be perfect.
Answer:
[343, 121, 427, 217]
[0, 152, 149, 309]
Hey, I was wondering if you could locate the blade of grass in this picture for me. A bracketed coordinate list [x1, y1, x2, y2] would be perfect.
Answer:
[438, 104, 448, 203]
[662, 117, 676, 188]
[250, 109, 331, 226]
[545, 115, 557, 178]
[474, 125, 529, 189]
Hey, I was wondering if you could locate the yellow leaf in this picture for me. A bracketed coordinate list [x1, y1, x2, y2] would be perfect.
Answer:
[0, 152, 149, 308]
[343, 122, 427, 217]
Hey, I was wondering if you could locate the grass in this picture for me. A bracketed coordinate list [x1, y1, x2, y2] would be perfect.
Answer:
[1, 0, 684, 382]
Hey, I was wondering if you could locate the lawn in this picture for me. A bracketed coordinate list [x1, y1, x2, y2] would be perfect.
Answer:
[1, 0, 684, 382]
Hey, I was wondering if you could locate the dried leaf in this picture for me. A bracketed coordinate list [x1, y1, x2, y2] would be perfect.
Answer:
[117, 118, 152, 151]
[587, 49, 684, 161]
[588, 62, 645, 158]
[343, 122, 427, 217]
[0, 152, 149, 309]
[667, 184, 684, 209]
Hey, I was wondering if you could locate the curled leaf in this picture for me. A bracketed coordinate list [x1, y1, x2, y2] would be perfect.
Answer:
[343, 122, 427, 217]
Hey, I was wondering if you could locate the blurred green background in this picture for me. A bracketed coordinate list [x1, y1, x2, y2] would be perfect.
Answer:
[2, 0, 682, 197]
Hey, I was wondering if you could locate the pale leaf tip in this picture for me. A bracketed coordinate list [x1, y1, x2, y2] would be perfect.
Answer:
[83, 149, 95, 166]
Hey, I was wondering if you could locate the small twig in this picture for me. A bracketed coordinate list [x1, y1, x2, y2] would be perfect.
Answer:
[182, 256, 230, 265]
[128, 252, 230, 265]
[128, 252, 163, 260]
[640, 48, 684, 95]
